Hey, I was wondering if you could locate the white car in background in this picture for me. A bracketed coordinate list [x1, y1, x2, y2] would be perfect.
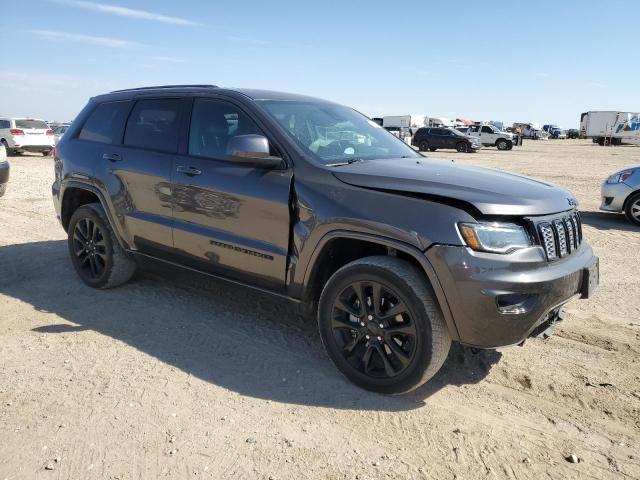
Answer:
[0, 118, 54, 156]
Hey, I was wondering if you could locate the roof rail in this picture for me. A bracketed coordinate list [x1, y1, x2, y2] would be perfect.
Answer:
[110, 84, 218, 93]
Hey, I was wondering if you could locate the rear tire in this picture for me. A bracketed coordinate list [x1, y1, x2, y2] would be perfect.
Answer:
[1, 140, 13, 156]
[318, 256, 451, 394]
[624, 192, 640, 226]
[418, 142, 429, 152]
[42, 150, 52, 157]
[429, 147, 437, 152]
[67, 203, 136, 288]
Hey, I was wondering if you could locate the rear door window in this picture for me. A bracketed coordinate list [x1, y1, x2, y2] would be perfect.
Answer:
[79, 101, 131, 144]
[124, 99, 182, 153]
[0, 120, 11, 129]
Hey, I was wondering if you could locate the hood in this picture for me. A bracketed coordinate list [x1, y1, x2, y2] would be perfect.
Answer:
[332, 158, 577, 216]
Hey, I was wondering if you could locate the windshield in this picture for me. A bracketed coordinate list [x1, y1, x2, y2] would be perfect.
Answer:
[257, 100, 420, 164]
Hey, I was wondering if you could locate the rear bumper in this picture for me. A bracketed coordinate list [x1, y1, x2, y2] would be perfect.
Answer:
[14, 144, 53, 152]
[426, 242, 598, 348]
[600, 181, 633, 212]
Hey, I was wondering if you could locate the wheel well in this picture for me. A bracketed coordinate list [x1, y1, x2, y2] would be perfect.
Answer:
[61, 187, 100, 231]
[303, 237, 426, 316]
[623, 189, 640, 211]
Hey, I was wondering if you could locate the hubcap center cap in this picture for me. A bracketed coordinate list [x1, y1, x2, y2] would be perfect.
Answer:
[367, 321, 382, 336]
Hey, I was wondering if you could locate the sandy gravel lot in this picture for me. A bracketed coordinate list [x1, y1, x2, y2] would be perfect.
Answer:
[1, 140, 639, 480]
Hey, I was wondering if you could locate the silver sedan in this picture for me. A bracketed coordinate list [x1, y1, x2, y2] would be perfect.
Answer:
[600, 165, 640, 226]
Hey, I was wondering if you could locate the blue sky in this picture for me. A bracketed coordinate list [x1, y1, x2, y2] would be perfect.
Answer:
[1, 0, 638, 127]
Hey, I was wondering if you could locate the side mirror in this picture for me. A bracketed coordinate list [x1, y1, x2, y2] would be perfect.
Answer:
[226, 134, 283, 168]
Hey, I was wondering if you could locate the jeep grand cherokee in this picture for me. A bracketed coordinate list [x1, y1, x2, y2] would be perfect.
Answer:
[52, 85, 599, 394]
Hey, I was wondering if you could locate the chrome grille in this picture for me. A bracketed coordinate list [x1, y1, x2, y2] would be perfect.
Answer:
[553, 219, 568, 257]
[536, 212, 583, 261]
[565, 216, 576, 253]
[538, 223, 557, 260]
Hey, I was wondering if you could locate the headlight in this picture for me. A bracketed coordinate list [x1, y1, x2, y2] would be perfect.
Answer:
[606, 170, 634, 184]
[458, 222, 532, 254]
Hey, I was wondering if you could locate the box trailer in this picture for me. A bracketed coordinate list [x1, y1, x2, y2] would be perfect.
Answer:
[579, 111, 634, 144]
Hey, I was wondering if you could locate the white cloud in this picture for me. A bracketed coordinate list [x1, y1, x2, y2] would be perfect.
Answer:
[30, 29, 145, 48]
[55, 0, 197, 25]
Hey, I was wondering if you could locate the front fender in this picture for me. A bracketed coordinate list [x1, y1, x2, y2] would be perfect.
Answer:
[294, 229, 461, 341]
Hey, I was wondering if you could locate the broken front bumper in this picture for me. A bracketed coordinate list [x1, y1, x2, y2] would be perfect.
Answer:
[426, 242, 598, 348]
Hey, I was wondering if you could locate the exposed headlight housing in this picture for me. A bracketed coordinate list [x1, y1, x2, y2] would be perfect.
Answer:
[606, 170, 634, 184]
[458, 222, 532, 254]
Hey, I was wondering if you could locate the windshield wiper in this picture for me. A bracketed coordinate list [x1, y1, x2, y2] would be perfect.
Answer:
[325, 158, 364, 167]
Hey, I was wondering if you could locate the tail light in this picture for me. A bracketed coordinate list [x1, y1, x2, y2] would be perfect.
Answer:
[46, 129, 54, 136]
[10, 129, 24, 136]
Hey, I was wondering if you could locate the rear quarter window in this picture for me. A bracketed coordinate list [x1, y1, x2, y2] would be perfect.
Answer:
[79, 101, 131, 144]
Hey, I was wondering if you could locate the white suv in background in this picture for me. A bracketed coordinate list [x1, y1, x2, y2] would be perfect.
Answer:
[0, 118, 55, 156]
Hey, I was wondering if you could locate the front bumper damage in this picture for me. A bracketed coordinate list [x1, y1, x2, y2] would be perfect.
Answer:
[426, 242, 598, 348]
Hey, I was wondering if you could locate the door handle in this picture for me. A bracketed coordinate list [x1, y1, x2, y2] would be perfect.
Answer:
[103, 153, 122, 162]
[176, 165, 202, 176]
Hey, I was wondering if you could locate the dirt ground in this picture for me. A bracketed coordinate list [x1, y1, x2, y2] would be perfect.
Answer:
[1, 140, 639, 480]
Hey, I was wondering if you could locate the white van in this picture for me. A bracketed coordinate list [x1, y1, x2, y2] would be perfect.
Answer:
[0, 118, 55, 156]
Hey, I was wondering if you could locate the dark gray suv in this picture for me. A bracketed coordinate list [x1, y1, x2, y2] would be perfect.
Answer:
[52, 85, 599, 394]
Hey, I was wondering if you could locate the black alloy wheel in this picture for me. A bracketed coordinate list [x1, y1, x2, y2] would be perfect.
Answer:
[72, 217, 107, 280]
[318, 256, 452, 394]
[67, 203, 136, 288]
[330, 280, 418, 379]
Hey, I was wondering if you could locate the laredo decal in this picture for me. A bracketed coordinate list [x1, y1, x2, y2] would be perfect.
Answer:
[209, 240, 274, 261]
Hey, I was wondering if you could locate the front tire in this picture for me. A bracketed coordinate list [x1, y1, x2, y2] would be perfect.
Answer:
[625, 192, 640, 226]
[496, 139, 508, 150]
[456, 142, 468, 153]
[67, 203, 136, 288]
[318, 256, 451, 394]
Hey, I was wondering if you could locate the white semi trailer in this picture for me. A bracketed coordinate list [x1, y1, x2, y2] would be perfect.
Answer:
[579, 111, 636, 145]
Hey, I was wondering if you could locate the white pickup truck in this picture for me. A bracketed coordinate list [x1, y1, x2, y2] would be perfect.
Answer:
[466, 124, 514, 150]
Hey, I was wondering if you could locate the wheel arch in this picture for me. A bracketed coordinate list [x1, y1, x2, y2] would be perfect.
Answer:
[60, 181, 129, 249]
[299, 230, 460, 341]
[623, 188, 640, 211]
